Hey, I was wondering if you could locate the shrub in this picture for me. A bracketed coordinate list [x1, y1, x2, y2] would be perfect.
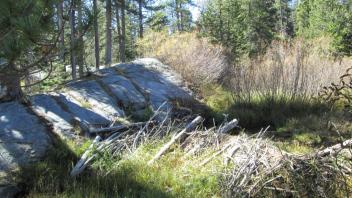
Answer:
[228, 37, 352, 100]
[137, 31, 231, 87]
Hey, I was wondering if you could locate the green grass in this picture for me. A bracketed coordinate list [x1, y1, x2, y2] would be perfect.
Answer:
[35, 64, 71, 92]
[227, 95, 329, 130]
[200, 84, 352, 154]
[20, 136, 223, 198]
[20, 75, 352, 196]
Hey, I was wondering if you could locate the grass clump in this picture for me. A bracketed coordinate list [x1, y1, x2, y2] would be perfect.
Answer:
[201, 84, 233, 113]
[21, 137, 222, 198]
[227, 95, 328, 130]
[276, 142, 314, 154]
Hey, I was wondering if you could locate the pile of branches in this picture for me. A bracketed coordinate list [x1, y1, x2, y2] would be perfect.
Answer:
[183, 127, 352, 197]
[70, 103, 186, 176]
[70, 103, 239, 176]
[70, 105, 352, 197]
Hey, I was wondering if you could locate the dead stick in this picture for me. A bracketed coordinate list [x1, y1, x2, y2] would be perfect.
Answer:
[315, 139, 352, 158]
[70, 136, 102, 177]
[218, 119, 238, 133]
[148, 116, 203, 165]
[199, 141, 235, 167]
[89, 121, 152, 134]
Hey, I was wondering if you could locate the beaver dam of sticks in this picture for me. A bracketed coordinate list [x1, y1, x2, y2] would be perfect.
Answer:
[68, 105, 352, 197]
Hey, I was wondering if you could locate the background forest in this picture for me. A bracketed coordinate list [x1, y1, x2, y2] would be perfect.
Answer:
[1, 0, 351, 93]
[0, 0, 352, 197]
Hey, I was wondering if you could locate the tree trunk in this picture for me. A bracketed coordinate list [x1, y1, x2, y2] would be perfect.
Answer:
[278, 0, 287, 39]
[175, 0, 181, 31]
[0, 64, 23, 102]
[70, 0, 77, 79]
[57, 1, 65, 64]
[105, 0, 112, 66]
[120, 0, 126, 62]
[93, 0, 100, 70]
[77, 0, 84, 77]
[138, 0, 143, 38]
[113, 0, 123, 62]
[219, 0, 224, 42]
[179, 2, 184, 31]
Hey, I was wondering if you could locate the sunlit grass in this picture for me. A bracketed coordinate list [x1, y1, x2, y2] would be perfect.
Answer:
[23, 137, 223, 198]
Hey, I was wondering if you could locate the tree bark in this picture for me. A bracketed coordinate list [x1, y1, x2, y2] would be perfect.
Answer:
[93, 0, 100, 70]
[0, 64, 23, 102]
[57, 1, 65, 64]
[175, 0, 181, 31]
[105, 0, 112, 66]
[179, 2, 184, 31]
[219, 0, 224, 42]
[278, 0, 287, 39]
[120, 0, 126, 62]
[113, 0, 123, 62]
[138, 0, 143, 38]
[70, 0, 77, 79]
[77, 0, 84, 77]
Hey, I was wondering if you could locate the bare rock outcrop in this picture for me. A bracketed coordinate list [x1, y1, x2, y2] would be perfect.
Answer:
[0, 58, 196, 197]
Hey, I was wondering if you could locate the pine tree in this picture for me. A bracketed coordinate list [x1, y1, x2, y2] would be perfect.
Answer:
[77, 0, 85, 77]
[93, 0, 100, 69]
[70, 0, 77, 79]
[0, 0, 58, 101]
[120, 0, 127, 62]
[200, 0, 278, 57]
[275, 0, 294, 38]
[295, 0, 352, 55]
[166, 0, 194, 32]
[146, 11, 169, 31]
[57, 0, 65, 63]
[245, 0, 277, 57]
[200, 0, 247, 56]
[105, 0, 113, 66]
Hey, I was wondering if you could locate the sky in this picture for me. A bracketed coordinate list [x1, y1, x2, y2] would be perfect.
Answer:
[190, 0, 205, 20]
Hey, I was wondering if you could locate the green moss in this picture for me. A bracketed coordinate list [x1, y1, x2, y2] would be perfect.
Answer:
[277, 142, 315, 154]
[293, 133, 322, 145]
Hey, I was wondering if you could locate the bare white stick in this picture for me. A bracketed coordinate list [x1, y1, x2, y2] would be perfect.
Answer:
[199, 141, 235, 167]
[218, 119, 238, 133]
[70, 136, 102, 177]
[133, 101, 167, 149]
[148, 116, 203, 165]
[315, 139, 352, 158]
[224, 145, 241, 165]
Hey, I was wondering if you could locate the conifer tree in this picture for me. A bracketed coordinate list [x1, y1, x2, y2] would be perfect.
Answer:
[105, 0, 113, 66]
[0, 0, 58, 101]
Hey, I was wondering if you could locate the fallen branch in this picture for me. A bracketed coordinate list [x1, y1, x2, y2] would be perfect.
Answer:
[148, 116, 203, 165]
[70, 136, 102, 177]
[199, 141, 236, 167]
[218, 119, 238, 133]
[314, 138, 352, 158]
[89, 121, 152, 134]
[132, 101, 168, 149]
[224, 144, 241, 165]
